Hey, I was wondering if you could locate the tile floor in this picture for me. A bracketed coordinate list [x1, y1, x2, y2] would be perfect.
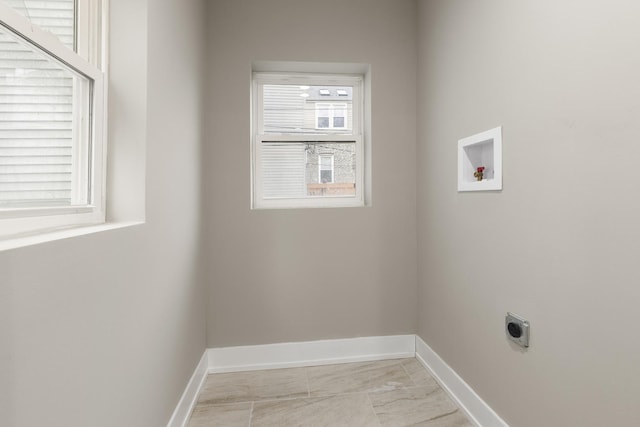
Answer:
[187, 358, 474, 426]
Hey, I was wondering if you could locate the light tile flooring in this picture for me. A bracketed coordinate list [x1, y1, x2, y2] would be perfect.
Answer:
[187, 358, 474, 426]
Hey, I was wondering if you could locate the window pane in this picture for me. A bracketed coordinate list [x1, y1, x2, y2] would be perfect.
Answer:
[262, 142, 307, 199]
[261, 141, 355, 199]
[307, 143, 354, 196]
[317, 116, 329, 128]
[1, 0, 75, 48]
[0, 25, 91, 209]
[263, 84, 353, 134]
[317, 105, 330, 117]
[319, 155, 332, 170]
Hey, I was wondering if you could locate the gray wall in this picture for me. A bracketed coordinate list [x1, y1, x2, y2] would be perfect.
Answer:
[204, 0, 418, 346]
[0, 0, 207, 425]
[417, 1, 640, 426]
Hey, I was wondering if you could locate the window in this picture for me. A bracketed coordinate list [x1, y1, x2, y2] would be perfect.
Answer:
[0, 1, 106, 238]
[252, 72, 363, 209]
[318, 155, 334, 183]
[316, 103, 347, 130]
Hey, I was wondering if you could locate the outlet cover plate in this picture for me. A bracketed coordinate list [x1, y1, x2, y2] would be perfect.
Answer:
[506, 312, 529, 348]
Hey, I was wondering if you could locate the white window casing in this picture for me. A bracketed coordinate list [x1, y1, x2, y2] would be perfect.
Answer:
[0, 1, 107, 238]
[252, 72, 364, 209]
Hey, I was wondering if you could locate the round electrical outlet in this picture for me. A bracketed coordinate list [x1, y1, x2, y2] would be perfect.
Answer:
[507, 322, 522, 338]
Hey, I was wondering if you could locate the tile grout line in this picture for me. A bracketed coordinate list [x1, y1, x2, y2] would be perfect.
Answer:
[399, 358, 420, 388]
[364, 391, 383, 427]
[247, 401, 254, 427]
[304, 366, 311, 398]
[426, 408, 461, 423]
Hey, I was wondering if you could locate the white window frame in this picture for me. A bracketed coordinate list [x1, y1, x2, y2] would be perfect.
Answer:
[0, 1, 108, 239]
[252, 72, 364, 209]
[315, 103, 347, 130]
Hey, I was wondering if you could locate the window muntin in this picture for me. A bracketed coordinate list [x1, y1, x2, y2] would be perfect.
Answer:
[0, 1, 105, 238]
[253, 73, 363, 209]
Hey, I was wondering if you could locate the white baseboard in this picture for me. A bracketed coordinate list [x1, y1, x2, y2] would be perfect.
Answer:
[415, 335, 509, 427]
[207, 334, 416, 373]
[166, 351, 208, 427]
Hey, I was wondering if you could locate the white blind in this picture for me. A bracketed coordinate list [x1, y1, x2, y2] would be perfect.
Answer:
[0, 0, 78, 208]
[262, 142, 306, 199]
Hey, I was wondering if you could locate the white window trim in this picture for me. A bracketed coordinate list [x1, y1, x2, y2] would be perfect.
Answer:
[0, 1, 108, 240]
[252, 72, 364, 209]
[315, 103, 347, 130]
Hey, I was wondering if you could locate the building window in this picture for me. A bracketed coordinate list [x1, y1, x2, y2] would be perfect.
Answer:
[252, 72, 363, 209]
[0, 1, 107, 238]
[319, 155, 334, 183]
[316, 103, 347, 130]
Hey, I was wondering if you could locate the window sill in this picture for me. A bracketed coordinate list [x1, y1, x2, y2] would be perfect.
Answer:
[253, 200, 366, 210]
[0, 220, 145, 252]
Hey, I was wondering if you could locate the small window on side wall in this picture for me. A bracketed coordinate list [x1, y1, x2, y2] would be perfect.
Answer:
[252, 72, 364, 209]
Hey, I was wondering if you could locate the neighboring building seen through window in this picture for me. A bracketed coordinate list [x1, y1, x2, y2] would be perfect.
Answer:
[0, 25, 87, 208]
[2, 0, 75, 47]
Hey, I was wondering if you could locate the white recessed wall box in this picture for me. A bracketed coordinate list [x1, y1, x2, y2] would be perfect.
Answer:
[457, 126, 502, 192]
